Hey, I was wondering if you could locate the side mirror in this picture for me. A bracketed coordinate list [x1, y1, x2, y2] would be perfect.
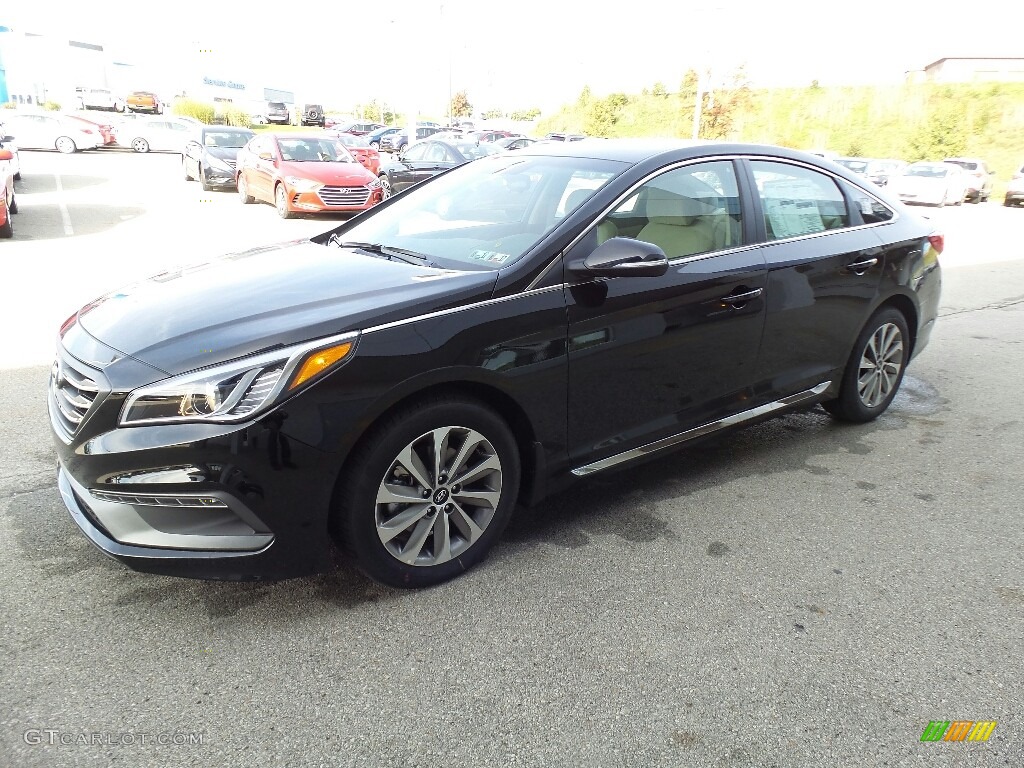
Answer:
[569, 237, 669, 278]
[0, 149, 12, 161]
[257, 151, 273, 161]
[2, 135, 14, 142]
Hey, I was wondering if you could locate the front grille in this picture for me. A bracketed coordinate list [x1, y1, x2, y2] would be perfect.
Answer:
[317, 186, 370, 207]
[50, 354, 101, 440]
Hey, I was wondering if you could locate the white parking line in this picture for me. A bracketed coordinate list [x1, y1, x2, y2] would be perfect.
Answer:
[53, 173, 74, 236]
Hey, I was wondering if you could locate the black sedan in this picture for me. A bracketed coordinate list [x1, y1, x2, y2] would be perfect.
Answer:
[495, 136, 538, 151]
[183, 127, 256, 191]
[377, 139, 500, 198]
[379, 126, 445, 153]
[48, 140, 942, 588]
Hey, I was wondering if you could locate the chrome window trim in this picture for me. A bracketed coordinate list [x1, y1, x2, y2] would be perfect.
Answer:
[571, 381, 832, 477]
[360, 283, 566, 336]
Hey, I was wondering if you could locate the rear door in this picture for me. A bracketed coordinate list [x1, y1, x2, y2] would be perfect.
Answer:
[745, 159, 884, 399]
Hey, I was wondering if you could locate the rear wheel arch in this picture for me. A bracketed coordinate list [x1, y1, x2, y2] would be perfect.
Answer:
[875, 293, 918, 358]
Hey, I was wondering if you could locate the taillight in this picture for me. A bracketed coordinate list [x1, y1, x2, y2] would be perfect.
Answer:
[928, 233, 944, 254]
[81, 128, 95, 134]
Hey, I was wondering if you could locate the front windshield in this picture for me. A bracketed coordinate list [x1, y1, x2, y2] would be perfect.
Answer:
[278, 137, 354, 162]
[336, 133, 369, 147]
[905, 164, 948, 178]
[205, 131, 252, 148]
[334, 153, 626, 270]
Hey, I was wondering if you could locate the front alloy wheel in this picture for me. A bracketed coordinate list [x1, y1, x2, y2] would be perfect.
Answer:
[334, 397, 520, 588]
[379, 174, 392, 199]
[823, 307, 909, 422]
[55, 136, 77, 154]
[275, 184, 294, 218]
[132, 138, 150, 153]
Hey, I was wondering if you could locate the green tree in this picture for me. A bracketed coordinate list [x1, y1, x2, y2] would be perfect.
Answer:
[699, 67, 752, 140]
[907, 105, 968, 161]
[510, 107, 541, 121]
[450, 90, 472, 119]
[482, 108, 504, 120]
[652, 82, 668, 98]
[577, 86, 593, 106]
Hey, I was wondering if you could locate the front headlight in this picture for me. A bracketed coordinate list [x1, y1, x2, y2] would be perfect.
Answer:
[285, 176, 322, 193]
[367, 177, 382, 189]
[119, 332, 358, 426]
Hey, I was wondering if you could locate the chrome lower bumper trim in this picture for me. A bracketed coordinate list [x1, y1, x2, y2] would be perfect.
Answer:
[571, 382, 832, 477]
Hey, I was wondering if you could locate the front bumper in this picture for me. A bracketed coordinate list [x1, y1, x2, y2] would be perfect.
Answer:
[202, 164, 237, 188]
[285, 186, 381, 214]
[49, 346, 341, 581]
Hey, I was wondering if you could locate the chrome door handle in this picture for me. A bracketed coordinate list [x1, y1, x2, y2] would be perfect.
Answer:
[721, 288, 763, 305]
[847, 257, 878, 273]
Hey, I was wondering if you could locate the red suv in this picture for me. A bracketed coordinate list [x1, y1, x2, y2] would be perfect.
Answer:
[467, 130, 519, 143]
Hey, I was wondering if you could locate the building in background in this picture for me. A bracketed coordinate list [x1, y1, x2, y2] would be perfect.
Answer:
[919, 57, 1024, 83]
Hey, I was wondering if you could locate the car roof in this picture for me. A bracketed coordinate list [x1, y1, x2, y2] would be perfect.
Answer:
[508, 138, 826, 164]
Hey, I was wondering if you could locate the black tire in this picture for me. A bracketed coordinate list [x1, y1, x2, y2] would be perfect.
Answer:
[200, 166, 213, 192]
[183, 159, 193, 181]
[9, 191, 16, 214]
[822, 307, 910, 423]
[1005, 198, 1014, 207]
[369, 141, 380, 151]
[275, 183, 294, 219]
[13, 171, 20, 181]
[0, 197, 11, 238]
[378, 173, 392, 200]
[332, 396, 521, 588]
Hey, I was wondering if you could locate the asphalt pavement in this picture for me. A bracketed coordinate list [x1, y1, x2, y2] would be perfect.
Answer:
[1, 148, 1022, 767]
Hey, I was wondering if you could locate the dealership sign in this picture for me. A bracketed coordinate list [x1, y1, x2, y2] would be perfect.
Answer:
[203, 76, 245, 91]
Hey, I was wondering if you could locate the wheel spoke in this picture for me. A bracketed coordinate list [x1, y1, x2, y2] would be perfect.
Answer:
[396, 444, 432, 490]
[376, 483, 425, 506]
[449, 503, 484, 545]
[453, 455, 501, 486]
[398, 516, 435, 564]
[431, 427, 453, 484]
[378, 504, 430, 544]
[432, 513, 451, 563]
[453, 488, 500, 509]
[446, 429, 485, 480]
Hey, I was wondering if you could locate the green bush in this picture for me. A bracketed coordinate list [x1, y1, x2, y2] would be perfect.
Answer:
[42, 101, 61, 111]
[1, 102, 16, 110]
[172, 99, 215, 124]
[223, 107, 251, 128]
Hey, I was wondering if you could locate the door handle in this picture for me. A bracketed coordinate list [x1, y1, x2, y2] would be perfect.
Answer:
[846, 257, 878, 273]
[720, 287, 763, 305]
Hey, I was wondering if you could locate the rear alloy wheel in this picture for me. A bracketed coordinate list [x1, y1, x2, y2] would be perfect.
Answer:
[379, 174, 392, 199]
[333, 397, 520, 588]
[823, 307, 909, 423]
[275, 184, 294, 219]
[0, 197, 12, 238]
[131, 138, 150, 153]
[237, 175, 254, 204]
[55, 136, 77, 154]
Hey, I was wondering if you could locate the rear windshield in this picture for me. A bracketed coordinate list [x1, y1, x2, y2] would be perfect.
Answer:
[906, 165, 948, 178]
[945, 160, 977, 171]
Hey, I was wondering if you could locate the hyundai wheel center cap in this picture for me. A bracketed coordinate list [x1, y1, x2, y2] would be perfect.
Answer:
[433, 488, 449, 505]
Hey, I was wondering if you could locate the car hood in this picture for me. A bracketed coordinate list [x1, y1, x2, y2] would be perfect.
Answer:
[280, 160, 375, 185]
[75, 240, 498, 376]
[205, 146, 244, 161]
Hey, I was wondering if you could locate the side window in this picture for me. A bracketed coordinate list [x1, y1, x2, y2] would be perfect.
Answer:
[424, 143, 447, 162]
[751, 161, 850, 240]
[402, 143, 428, 161]
[847, 187, 895, 225]
[597, 160, 743, 256]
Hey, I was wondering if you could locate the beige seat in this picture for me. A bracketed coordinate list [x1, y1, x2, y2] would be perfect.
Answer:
[637, 190, 724, 258]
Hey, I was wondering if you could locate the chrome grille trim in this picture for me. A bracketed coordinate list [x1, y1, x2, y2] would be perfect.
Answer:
[317, 186, 370, 206]
[49, 353, 105, 442]
[90, 490, 228, 509]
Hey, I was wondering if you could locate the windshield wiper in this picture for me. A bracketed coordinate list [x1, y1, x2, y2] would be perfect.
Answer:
[332, 240, 437, 267]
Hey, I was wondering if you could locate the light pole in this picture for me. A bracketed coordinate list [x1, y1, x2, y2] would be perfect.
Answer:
[441, 4, 452, 126]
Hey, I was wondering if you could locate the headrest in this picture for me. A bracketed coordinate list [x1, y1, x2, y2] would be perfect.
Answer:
[645, 191, 711, 225]
[565, 188, 592, 213]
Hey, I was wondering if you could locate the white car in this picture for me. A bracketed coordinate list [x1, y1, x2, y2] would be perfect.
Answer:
[1005, 163, 1024, 207]
[75, 87, 125, 113]
[0, 112, 103, 153]
[888, 162, 968, 207]
[0, 146, 16, 238]
[115, 116, 196, 153]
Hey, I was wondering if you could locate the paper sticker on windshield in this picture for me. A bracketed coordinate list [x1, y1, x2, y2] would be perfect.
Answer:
[470, 250, 512, 264]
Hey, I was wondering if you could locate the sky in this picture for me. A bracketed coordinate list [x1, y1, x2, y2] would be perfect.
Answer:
[3, 0, 1021, 116]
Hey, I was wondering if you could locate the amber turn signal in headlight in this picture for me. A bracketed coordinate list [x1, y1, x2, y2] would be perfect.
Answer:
[289, 342, 354, 390]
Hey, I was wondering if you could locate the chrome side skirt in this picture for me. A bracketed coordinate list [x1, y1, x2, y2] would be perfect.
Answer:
[570, 381, 832, 477]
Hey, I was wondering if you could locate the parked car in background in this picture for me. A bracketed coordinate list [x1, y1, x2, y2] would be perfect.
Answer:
[889, 161, 968, 207]
[116, 116, 195, 153]
[1005, 162, 1024, 207]
[75, 87, 125, 113]
[380, 126, 445, 153]
[327, 131, 381, 175]
[235, 132, 382, 218]
[0, 145, 17, 238]
[1, 112, 102, 153]
[545, 132, 587, 142]
[466, 130, 519, 143]
[66, 114, 116, 145]
[0, 127, 22, 179]
[833, 157, 907, 188]
[267, 102, 292, 125]
[126, 91, 163, 114]
[183, 126, 256, 190]
[943, 157, 993, 203]
[47, 141, 943, 587]
[334, 121, 385, 136]
[377, 138, 500, 198]
[495, 136, 537, 151]
[301, 104, 326, 128]
[365, 126, 402, 150]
